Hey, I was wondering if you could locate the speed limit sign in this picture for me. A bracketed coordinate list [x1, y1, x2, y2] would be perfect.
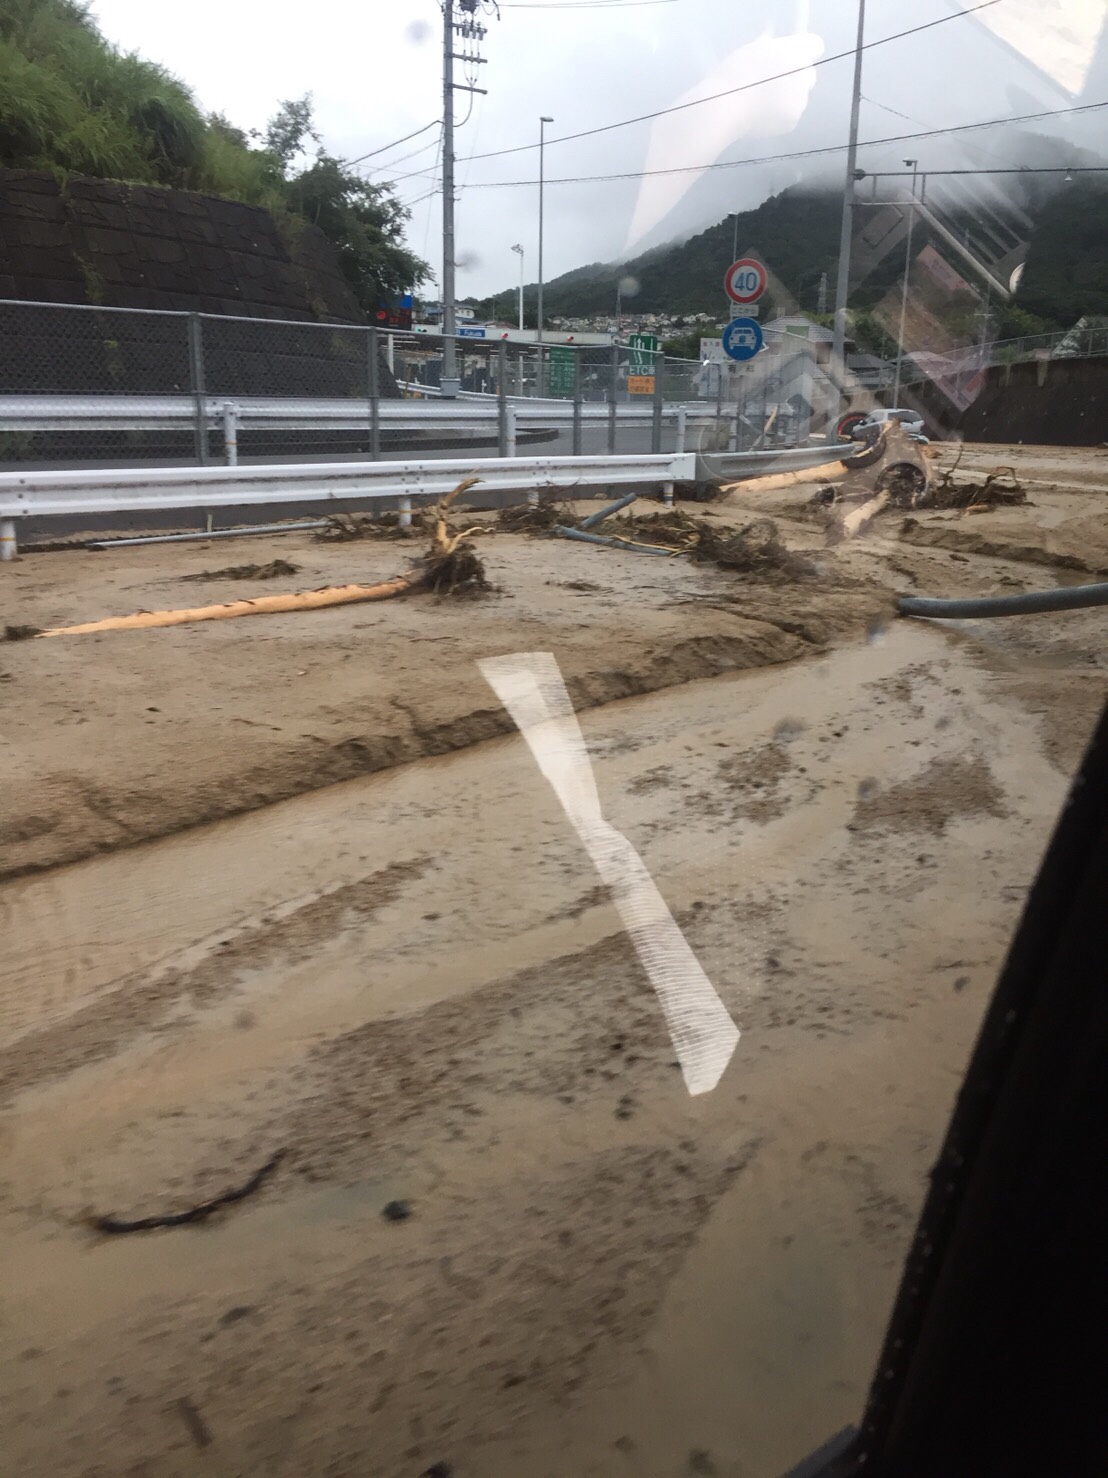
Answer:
[725, 257, 767, 304]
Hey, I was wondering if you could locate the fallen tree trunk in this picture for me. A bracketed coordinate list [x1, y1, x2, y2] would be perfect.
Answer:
[722, 461, 849, 495]
[38, 572, 429, 637]
[838, 488, 891, 540]
[32, 476, 487, 639]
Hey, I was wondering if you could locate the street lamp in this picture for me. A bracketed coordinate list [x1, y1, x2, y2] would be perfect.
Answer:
[893, 158, 919, 406]
[537, 115, 553, 392]
[511, 243, 524, 331]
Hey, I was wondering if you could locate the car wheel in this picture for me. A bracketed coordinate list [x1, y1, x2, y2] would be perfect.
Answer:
[836, 411, 869, 442]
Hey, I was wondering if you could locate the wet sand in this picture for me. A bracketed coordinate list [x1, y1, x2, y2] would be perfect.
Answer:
[1, 445, 1105, 1475]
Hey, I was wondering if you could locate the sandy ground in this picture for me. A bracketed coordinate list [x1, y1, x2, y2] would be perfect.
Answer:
[0, 443, 1106, 1476]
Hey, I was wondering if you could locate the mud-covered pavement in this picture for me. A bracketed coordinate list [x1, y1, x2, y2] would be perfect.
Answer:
[0, 444, 1105, 1476]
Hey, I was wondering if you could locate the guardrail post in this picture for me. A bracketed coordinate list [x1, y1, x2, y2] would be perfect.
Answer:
[675, 405, 687, 454]
[368, 326, 381, 461]
[506, 403, 517, 457]
[0, 518, 16, 561]
[497, 340, 508, 458]
[572, 351, 583, 456]
[188, 313, 209, 467]
[608, 344, 619, 454]
[651, 349, 664, 454]
[221, 402, 238, 465]
[398, 496, 413, 529]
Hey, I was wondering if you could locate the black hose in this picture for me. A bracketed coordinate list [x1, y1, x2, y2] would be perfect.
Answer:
[897, 582, 1108, 620]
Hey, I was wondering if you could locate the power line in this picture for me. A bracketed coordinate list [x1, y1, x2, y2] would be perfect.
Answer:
[454, 99, 1108, 189]
[359, 131, 443, 177]
[344, 119, 440, 168]
[458, 0, 1002, 165]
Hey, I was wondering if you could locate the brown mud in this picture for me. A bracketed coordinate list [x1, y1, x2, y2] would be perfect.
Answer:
[0, 443, 1104, 1476]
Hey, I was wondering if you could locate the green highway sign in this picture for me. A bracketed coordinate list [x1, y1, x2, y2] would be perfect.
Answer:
[547, 345, 576, 396]
[628, 332, 659, 372]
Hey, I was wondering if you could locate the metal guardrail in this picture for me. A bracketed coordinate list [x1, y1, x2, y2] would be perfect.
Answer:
[694, 443, 853, 485]
[0, 452, 696, 556]
[0, 393, 731, 463]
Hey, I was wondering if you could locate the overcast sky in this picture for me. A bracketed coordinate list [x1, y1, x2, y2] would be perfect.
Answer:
[89, 0, 1107, 298]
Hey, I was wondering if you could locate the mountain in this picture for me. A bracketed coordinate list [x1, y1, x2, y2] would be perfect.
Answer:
[477, 189, 844, 323]
[477, 171, 1108, 338]
[1017, 180, 1108, 325]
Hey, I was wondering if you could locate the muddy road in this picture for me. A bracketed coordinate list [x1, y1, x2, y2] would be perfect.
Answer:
[0, 443, 1105, 1476]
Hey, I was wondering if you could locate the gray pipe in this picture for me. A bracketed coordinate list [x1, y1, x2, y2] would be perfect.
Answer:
[897, 582, 1108, 620]
[578, 491, 638, 530]
[86, 521, 330, 550]
[554, 525, 672, 555]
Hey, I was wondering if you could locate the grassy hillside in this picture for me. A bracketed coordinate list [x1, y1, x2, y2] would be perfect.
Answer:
[0, 0, 426, 307]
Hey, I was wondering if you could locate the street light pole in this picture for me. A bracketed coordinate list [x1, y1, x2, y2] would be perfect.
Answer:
[511, 243, 524, 331]
[893, 158, 918, 407]
[537, 114, 552, 393]
[832, 0, 866, 384]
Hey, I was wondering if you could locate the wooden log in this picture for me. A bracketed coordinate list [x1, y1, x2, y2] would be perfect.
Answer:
[840, 488, 891, 538]
[39, 571, 429, 637]
[722, 461, 849, 495]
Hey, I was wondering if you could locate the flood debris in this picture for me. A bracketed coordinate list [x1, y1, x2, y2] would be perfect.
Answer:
[721, 460, 852, 496]
[30, 480, 492, 637]
[922, 465, 1026, 511]
[3, 624, 42, 642]
[181, 559, 299, 582]
[316, 507, 434, 541]
[498, 495, 579, 533]
[382, 1199, 413, 1222]
[572, 508, 817, 577]
[85, 1149, 285, 1234]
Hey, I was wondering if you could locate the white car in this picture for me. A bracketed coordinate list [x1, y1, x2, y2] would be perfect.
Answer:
[849, 407, 927, 441]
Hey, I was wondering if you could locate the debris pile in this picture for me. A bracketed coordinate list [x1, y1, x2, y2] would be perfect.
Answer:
[498, 497, 579, 533]
[181, 559, 299, 582]
[315, 508, 434, 542]
[923, 466, 1026, 511]
[581, 508, 817, 578]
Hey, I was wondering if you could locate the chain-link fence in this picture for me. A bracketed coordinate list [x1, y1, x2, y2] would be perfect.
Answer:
[0, 299, 755, 468]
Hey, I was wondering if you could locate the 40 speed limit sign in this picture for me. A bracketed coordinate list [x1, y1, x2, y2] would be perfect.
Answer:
[724, 257, 767, 304]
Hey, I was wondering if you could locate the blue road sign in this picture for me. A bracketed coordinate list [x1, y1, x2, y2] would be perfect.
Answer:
[721, 317, 763, 362]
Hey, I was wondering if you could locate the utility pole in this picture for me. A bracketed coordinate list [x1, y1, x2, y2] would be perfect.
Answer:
[892, 158, 919, 407]
[832, 0, 866, 386]
[537, 115, 552, 395]
[441, 0, 488, 398]
[442, 0, 457, 395]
